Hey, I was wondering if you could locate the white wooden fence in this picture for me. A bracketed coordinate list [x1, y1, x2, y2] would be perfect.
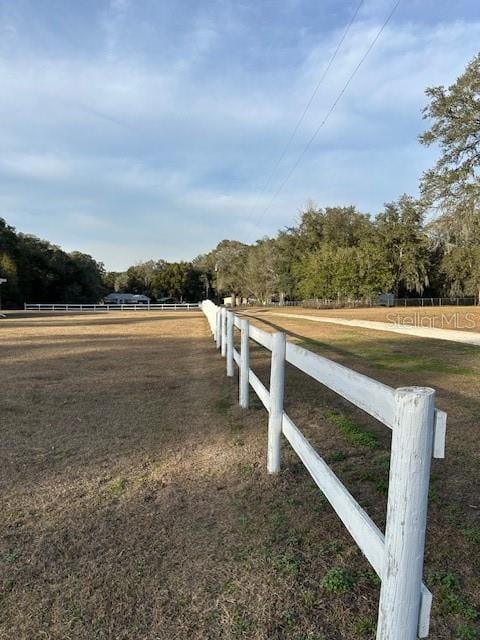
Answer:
[201, 300, 447, 640]
[24, 303, 199, 312]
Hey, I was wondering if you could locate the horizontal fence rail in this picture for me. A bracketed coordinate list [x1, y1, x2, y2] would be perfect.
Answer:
[24, 303, 200, 312]
[200, 300, 447, 640]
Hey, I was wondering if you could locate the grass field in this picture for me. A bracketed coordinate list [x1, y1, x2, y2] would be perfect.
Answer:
[1, 311, 479, 639]
[270, 305, 480, 332]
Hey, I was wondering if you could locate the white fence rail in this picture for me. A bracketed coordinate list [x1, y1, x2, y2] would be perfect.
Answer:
[24, 303, 200, 312]
[201, 300, 447, 640]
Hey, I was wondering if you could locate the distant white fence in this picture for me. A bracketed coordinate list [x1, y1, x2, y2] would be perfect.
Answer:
[24, 303, 200, 312]
[201, 300, 447, 640]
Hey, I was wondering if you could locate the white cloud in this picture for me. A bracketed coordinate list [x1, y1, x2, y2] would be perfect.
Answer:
[0, 153, 72, 180]
[0, 2, 478, 270]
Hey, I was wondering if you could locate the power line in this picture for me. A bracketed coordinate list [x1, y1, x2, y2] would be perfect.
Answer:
[261, 0, 401, 217]
[256, 0, 365, 201]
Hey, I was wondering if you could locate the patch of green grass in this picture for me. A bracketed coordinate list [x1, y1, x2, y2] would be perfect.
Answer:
[230, 607, 253, 636]
[440, 591, 471, 617]
[353, 615, 376, 636]
[319, 540, 341, 555]
[374, 453, 391, 471]
[369, 353, 476, 376]
[105, 477, 127, 498]
[446, 506, 480, 546]
[359, 469, 377, 482]
[430, 571, 479, 621]
[446, 503, 463, 525]
[461, 526, 480, 545]
[375, 478, 388, 496]
[66, 605, 83, 626]
[312, 493, 329, 514]
[457, 624, 478, 640]
[300, 337, 332, 352]
[239, 463, 255, 476]
[0, 549, 19, 564]
[272, 551, 302, 577]
[213, 395, 231, 416]
[248, 395, 264, 411]
[221, 580, 236, 595]
[357, 569, 381, 588]
[300, 589, 317, 610]
[321, 567, 355, 594]
[431, 570, 460, 591]
[230, 543, 256, 562]
[268, 510, 286, 529]
[359, 497, 371, 510]
[1, 578, 14, 594]
[280, 609, 296, 627]
[228, 422, 244, 446]
[285, 529, 303, 547]
[270, 526, 303, 547]
[328, 450, 348, 463]
[324, 410, 378, 449]
[358, 465, 389, 496]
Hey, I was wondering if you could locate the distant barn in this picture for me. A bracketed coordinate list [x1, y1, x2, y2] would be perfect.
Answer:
[104, 293, 150, 305]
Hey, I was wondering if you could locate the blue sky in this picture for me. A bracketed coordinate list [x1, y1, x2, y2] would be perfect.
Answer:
[1, 0, 479, 270]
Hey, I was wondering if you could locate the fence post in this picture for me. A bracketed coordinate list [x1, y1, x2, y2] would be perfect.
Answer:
[221, 308, 227, 357]
[267, 332, 286, 474]
[239, 318, 250, 408]
[226, 311, 234, 377]
[377, 387, 435, 640]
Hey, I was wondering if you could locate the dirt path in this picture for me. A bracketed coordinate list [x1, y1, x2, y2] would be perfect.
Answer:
[269, 312, 480, 346]
[269, 305, 480, 332]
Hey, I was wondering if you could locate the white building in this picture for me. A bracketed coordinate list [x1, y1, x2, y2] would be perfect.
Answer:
[104, 293, 151, 305]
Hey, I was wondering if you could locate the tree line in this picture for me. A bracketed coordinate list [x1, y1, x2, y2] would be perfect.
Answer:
[0, 218, 107, 307]
[0, 222, 207, 306]
[1, 53, 478, 307]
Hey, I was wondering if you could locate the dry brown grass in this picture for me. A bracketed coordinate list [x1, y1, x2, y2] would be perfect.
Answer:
[1, 311, 479, 639]
[269, 304, 480, 332]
